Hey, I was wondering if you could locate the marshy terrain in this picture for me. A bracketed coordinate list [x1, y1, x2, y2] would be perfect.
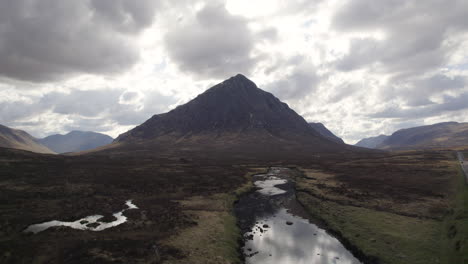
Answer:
[1, 146, 467, 264]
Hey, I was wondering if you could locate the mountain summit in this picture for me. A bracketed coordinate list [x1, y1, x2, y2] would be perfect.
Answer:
[113, 74, 351, 155]
[117, 74, 323, 141]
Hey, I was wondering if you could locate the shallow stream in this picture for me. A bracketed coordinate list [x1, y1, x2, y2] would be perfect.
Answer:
[24, 200, 138, 234]
[235, 167, 362, 264]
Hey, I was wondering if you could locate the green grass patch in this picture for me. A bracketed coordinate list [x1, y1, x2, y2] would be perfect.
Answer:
[297, 159, 468, 264]
[297, 193, 443, 264]
[219, 213, 242, 264]
[440, 163, 468, 264]
[218, 169, 260, 263]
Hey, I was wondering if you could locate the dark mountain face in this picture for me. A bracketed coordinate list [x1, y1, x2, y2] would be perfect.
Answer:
[117, 74, 324, 142]
[0, 124, 54, 154]
[114, 74, 348, 154]
[355, 135, 389, 149]
[40, 131, 113, 153]
[309, 123, 344, 144]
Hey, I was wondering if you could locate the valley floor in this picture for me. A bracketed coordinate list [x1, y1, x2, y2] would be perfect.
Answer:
[1, 148, 467, 263]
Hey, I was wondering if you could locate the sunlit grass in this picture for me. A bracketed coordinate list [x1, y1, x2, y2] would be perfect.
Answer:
[297, 192, 443, 264]
[441, 162, 468, 264]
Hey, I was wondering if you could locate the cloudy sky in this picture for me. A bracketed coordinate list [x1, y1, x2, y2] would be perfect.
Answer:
[1, 0, 467, 143]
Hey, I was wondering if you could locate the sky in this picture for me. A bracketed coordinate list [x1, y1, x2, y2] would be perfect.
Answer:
[0, 0, 467, 144]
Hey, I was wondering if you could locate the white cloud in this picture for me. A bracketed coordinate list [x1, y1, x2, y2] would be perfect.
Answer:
[1, 0, 468, 144]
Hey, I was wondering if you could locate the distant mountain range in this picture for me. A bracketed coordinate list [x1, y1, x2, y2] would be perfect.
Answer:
[309, 123, 344, 144]
[6, 74, 464, 155]
[112, 74, 353, 156]
[0, 124, 113, 154]
[40, 131, 113, 153]
[355, 122, 468, 150]
[0, 124, 54, 154]
[355, 135, 389, 149]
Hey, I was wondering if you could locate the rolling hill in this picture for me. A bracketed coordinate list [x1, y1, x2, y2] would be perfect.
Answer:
[0, 124, 55, 154]
[40, 131, 113, 153]
[356, 122, 468, 150]
[355, 135, 389, 149]
[378, 122, 468, 150]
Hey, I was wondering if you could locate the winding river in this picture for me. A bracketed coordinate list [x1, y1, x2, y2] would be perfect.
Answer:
[235, 167, 362, 264]
[24, 200, 138, 234]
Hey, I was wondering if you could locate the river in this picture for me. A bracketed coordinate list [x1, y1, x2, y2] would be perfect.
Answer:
[234, 167, 362, 264]
[24, 200, 138, 234]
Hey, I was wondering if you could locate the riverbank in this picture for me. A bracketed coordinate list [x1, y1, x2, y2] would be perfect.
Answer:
[441, 158, 468, 263]
[295, 151, 460, 264]
[161, 167, 263, 264]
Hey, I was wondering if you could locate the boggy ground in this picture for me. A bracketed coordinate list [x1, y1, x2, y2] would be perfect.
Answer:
[295, 150, 468, 264]
[0, 147, 466, 264]
[0, 148, 261, 263]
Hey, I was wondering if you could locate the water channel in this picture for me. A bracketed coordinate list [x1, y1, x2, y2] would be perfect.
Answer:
[234, 167, 362, 264]
[24, 200, 138, 234]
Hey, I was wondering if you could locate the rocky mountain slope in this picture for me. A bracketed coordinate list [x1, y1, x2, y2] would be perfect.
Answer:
[112, 74, 354, 156]
[309, 122, 344, 144]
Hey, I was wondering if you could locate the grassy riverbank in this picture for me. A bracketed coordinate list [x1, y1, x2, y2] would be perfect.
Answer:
[441, 162, 468, 263]
[296, 151, 462, 264]
[162, 168, 261, 264]
[297, 192, 443, 263]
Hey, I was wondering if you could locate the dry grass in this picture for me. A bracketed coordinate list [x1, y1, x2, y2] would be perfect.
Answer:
[161, 168, 264, 264]
[163, 195, 234, 264]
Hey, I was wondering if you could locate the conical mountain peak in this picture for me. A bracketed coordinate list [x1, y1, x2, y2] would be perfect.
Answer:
[201, 73, 260, 98]
[115, 74, 339, 150]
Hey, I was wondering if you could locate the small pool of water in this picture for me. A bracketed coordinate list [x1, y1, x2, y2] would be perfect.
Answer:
[254, 175, 287, 196]
[24, 200, 138, 234]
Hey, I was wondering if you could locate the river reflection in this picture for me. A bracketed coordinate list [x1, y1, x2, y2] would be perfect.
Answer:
[244, 208, 360, 264]
[254, 175, 287, 196]
[236, 167, 362, 264]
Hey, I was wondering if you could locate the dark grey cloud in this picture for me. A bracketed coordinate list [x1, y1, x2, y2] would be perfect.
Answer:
[119, 91, 141, 104]
[404, 74, 466, 106]
[42, 90, 122, 117]
[370, 92, 468, 119]
[335, 38, 380, 72]
[0, 0, 159, 82]
[327, 82, 360, 103]
[41, 88, 175, 125]
[164, 3, 259, 78]
[332, 0, 468, 77]
[89, 0, 157, 33]
[0, 100, 46, 125]
[377, 73, 467, 107]
[266, 64, 320, 101]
